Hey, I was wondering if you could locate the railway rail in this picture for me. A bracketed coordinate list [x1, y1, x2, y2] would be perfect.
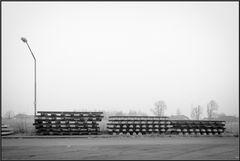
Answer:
[33, 111, 103, 135]
[33, 111, 225, 136]
[107, 116, 225, 136]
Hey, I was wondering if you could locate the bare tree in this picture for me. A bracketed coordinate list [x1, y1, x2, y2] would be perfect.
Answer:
[191, 105, 202, 120]
[128, 110, 138, 116]
[137, 111, 148, 116]
[207, 100, 218, 120]
[151, 100, 167, 116]
[115, 111, 125, 116]
[176, 108, 181, 115]
[4, 110, 15, 119]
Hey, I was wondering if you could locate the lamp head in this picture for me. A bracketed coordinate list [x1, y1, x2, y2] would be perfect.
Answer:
[21, 37, 27, 43]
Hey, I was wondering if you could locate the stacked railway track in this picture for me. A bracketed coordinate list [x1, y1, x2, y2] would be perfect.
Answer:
[1, 124, 14, 136]
[170, 120, 225, 135]
[33, 111, 103, 135]
[107, 116, 226, 136]
[107, 116, 173, 135]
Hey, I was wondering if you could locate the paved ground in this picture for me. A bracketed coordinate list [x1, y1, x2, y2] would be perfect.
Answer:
[2, 136, 239, 160]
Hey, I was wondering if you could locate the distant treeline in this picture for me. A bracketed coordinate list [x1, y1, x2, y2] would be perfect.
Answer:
[3, 108, 239, 122]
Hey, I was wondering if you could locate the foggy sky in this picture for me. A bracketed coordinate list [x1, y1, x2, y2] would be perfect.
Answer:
[2, 2, 239, 118]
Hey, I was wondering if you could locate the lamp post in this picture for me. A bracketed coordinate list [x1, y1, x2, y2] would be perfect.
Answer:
[21, 37, 37, 117]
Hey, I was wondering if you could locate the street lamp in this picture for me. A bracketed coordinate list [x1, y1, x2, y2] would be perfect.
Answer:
[21, 37, 37, 117]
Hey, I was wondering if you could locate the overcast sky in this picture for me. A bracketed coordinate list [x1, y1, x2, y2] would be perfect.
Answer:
[2, 2, 239, 118]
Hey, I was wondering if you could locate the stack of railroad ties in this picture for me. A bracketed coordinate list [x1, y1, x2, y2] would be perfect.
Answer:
[33, 111, 226, 136]
[107, 116, 226, 136]
[33, 111, 103, 135]
[1, 124, 14, 136]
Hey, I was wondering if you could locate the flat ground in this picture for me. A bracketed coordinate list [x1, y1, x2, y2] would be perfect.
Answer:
[2, 136, 239, 160]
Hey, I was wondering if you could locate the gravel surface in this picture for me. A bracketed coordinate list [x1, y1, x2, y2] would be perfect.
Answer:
[2, 136, 239, 160]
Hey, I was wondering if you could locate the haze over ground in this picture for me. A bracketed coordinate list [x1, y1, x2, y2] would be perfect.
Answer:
[2, 2, 239, 118]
